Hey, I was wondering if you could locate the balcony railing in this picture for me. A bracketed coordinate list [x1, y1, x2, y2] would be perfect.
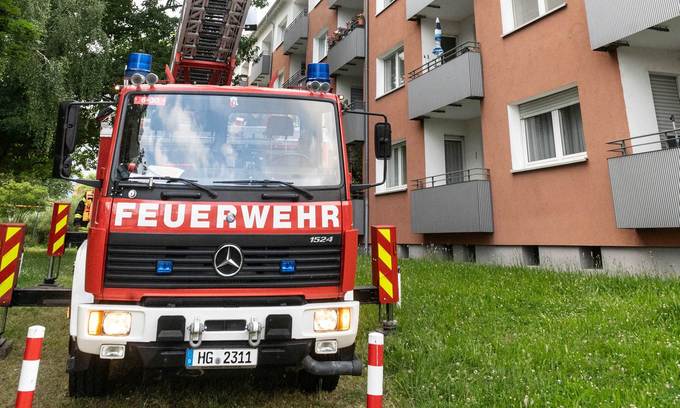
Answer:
[283, 9, 308, 55]
[408, 42, 480, 81]
[249, 52, 271, 86]
[607, 131, 680, 228]
[282, 69, 306, 89]
[607, 130, 680, 156]
[342, 101, 366, 144]
[412, 168, 490, 190]
[411, 169, 493, 233]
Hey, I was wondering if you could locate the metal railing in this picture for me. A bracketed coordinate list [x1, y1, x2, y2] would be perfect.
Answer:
[345, 100, 366, 111]
[607, 129, 680, 156]
[285, 9, 307, 32]
[412, 168, 490, 190]
[282, 69, 306, 89]
[408, 42, 481, 81]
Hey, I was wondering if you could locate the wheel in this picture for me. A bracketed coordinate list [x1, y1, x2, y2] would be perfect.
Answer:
[68, 339, 110, 397]
[298, 371, 340, 393]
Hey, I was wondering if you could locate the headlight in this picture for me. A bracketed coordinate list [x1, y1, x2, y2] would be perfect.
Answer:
[88, 311, 131, 336]
[313, 309, 338, 332]
[313, 308, 352, 332]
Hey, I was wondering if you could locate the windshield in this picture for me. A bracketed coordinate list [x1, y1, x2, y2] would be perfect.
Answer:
[116, 93, 343, 187]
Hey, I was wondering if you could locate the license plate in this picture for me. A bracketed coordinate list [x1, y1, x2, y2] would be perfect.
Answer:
[185, 348, 258, 368]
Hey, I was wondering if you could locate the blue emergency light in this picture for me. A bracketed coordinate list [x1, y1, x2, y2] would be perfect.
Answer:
[280, 259, 296, 274]
[125, 53, 153, 78]
[156, 260, 174, 274]
[306, 63, 331, 92]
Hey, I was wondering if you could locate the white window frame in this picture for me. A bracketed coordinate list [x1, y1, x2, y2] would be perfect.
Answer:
[500, 0, 566, 36]
[376, 141, 407, 195]
[376, 45, 405, 98]
[376, 0, 397, 15]
[313, 30, 328, 62]
[275, 17, 288, 49]
[508, 87, 587, 172]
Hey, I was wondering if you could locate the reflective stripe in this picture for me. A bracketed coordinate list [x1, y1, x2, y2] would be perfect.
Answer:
[0, 273, 14, 297]
[5, 226, 20, 241]
[379, 272, 394, 298]
[52, 235, 65, 254]
[17, 360, 40, 391]
[378, 244, 392, 270]
[54, 215, 68, 233]
[0, 242, 20, 271]
[367, 365, 383, 395]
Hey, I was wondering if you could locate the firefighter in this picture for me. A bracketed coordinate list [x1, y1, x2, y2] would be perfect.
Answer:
[73, 191, 93, 228]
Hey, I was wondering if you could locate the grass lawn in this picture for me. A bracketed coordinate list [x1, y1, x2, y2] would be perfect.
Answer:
[3, 249, 680, 407]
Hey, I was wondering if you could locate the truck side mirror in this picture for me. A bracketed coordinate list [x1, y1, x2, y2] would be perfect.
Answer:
[374, 122, 392, 160]
[52, 101, 81, 178]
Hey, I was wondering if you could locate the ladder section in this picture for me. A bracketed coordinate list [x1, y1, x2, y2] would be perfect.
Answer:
[171, 0, 251, 85]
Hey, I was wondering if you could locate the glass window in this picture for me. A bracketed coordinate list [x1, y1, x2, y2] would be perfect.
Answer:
[559, 104, 585, 155]
[512, 0, 565, 28]
[521, 101, 585, 163]
[386, 143, 406, 188]
[117, 94, 342, 187]
[315, 31, 328, 62]
[525, 112, 556, 162]
[383, 47, 404, 93]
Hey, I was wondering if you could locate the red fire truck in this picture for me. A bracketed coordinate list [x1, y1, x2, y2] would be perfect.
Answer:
[48, 0, 393, 398]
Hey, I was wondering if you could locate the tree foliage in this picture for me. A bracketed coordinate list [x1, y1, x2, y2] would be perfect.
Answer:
[0, 0, 268, 181]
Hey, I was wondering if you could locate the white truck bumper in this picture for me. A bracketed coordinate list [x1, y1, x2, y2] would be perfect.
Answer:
[75, 300, 360, 357]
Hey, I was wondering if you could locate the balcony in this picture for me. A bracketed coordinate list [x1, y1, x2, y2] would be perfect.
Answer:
[282, 69, 306, 89]
[342, 102, 366, 144]
[407, 42, 483, 120]
[410, 169, 493, 233]
[607, 131, 680, 228]
[327, 27, 365, 77]
[406, 0, 474, 21]
[283, 10, 308, 55]
[329, 0, 363, 8]
[352, 198, 365, 235]
[249, 53, 271, 86]
[584, 0, 680, 50]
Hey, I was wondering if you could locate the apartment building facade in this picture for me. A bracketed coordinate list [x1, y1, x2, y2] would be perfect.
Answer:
[241, 0, 680, 275]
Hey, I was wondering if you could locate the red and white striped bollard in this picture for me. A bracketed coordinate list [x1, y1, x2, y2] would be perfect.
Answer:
[15, 325, 45, 408]
[367, 331, 384, 408]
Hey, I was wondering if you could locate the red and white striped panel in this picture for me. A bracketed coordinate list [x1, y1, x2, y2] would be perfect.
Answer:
[367, 332, 384, 408]
[15, 325, 45, 408]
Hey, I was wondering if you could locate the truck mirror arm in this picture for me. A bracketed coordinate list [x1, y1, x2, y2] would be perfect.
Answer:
[344, 110, 390, 193]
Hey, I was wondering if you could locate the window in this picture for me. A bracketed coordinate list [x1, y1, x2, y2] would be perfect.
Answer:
[376, 0, 396, 14]
[509, 87, 586, 171]
[313, 31, 328, 62]
[444, 137, 464, 184]
[502, 0, 565, 32]
[275, 18, 288, 48]
[382, 47, 405, 95]
[386, 142, 407, 189]
[275, 71, 284, 88]
[118, 94, 343, 187]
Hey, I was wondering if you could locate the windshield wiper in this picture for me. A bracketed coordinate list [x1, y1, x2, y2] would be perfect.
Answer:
[119, 176, 218, 199]
[213, 179, 314, 200]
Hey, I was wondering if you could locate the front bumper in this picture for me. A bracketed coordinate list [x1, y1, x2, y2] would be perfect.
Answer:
[75, 300, 360, 373]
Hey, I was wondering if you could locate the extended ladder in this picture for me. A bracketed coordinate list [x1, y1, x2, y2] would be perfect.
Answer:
[170, 0, 251, 85]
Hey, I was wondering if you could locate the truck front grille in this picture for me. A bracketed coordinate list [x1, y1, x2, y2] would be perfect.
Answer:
[104, 233, 342, 288]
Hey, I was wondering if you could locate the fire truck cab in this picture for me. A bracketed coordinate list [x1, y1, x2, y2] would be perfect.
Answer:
[54, 66, 392, 396]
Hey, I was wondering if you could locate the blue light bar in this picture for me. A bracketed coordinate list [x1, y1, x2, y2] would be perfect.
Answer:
[307, 63, 330, 83]
[125, 52, 153, 78]
[280, 260, 296, 274]
[156, 260, 173, 274]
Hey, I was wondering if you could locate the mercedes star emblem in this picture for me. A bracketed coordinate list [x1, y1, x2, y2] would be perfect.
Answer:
[213, 244, 244, 277]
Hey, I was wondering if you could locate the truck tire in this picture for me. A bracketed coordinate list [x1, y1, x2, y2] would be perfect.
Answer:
[298, 371, 340, 393]
[68, 339, 110, 397]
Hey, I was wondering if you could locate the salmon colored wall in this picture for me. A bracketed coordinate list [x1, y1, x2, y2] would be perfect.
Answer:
[307, 0, 338, 64]
[476, 0, 680, 247]
[367, 0, 424, 244]
[271, 45, 289, 85]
